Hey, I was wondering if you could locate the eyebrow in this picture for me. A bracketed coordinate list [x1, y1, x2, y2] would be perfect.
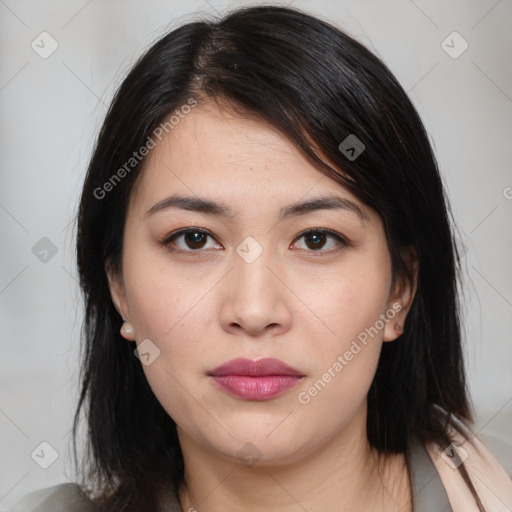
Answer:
[145, 193, 369, 223]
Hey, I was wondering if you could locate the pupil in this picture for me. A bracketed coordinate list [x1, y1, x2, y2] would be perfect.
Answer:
[307, 232, 325, 250]
[185, 231, 206, 249]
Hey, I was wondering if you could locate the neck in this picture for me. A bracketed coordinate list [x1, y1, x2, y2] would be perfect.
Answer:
[176, 405, 412, 512]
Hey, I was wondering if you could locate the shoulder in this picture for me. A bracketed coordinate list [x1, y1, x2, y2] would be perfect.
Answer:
[425, 417, 512, 512]
[6, 483, 99, 512]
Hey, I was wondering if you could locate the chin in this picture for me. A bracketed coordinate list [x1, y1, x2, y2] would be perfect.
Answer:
[213, 425, 322, 468]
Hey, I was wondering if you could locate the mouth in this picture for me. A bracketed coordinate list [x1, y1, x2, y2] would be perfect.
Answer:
[208, 357, 304, 401]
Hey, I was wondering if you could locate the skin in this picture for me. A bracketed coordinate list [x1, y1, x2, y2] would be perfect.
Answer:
[108, 98, 418, 511]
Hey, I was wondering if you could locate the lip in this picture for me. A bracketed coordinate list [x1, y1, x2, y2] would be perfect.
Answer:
[209, 357, 304, 400]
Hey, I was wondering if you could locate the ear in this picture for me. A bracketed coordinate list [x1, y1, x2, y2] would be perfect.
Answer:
[105, 258, 131, 329]
[383, 246, 418, 342]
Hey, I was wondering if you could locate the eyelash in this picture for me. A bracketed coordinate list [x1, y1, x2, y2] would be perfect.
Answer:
[160, 227, 350, 257]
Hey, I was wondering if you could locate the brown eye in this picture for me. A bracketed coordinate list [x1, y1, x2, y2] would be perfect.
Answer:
[292, 229, 348, 254]
[162, 228, 221, 254]
[182, 231, 208, 250]
[304, 231, 327, 250]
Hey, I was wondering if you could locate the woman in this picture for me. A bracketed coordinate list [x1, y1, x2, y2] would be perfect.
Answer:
[10, 5, 512, 512]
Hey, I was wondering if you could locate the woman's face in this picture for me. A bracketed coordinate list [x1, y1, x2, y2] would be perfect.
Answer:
[108, 99, 413, 466]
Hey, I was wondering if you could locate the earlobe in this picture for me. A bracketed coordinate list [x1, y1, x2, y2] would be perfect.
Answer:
[106, 266, 136, 341]
[383, 302, 405, 342]
[383, 247, 419, 342]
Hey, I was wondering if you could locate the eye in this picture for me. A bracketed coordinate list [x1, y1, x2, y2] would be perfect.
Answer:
[291, 228, 349, 255]
[161, 227, 349, 256]
[161, 228, 221, 254]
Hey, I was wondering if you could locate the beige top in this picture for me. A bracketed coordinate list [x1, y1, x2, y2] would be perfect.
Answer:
[427, 420, 512, 511]
[8, 423, 512, 511]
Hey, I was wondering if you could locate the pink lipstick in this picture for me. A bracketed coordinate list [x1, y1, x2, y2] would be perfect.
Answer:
[209, 357, 304, 400]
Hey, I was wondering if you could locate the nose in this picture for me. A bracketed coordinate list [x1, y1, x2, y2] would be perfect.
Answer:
[219, 248, 293, 338]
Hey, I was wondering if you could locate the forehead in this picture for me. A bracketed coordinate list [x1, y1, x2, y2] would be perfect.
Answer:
[129, 99, 373, 222]
[148, 101, 320, 182]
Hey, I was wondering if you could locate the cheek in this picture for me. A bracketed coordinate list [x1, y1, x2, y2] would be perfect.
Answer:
[122, 238, 215, 343]
[298, 254, 391, 408]
[312, 252, 392, 352]
[124, 273, 213, 432]
[126, 280, 215, 377]
[120, 249, 218, 409]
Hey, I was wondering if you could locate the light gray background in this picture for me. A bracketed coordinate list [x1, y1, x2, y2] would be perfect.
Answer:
[1, 0, 511, 508]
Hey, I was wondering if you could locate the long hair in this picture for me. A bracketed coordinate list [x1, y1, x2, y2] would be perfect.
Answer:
[75, 5, 481, 510]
